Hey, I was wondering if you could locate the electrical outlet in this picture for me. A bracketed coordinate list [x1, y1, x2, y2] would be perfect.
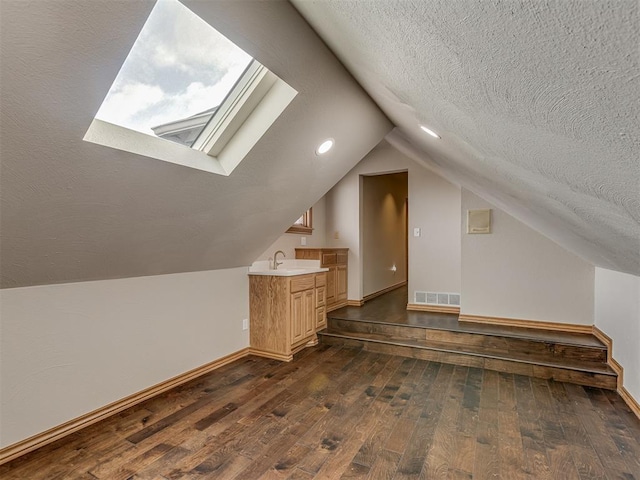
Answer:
[300, 236, 307, 246]
[242, 319, 248, 331]
[334, 231, 340, 239]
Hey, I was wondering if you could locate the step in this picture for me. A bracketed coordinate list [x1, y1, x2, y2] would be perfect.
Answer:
[326, 316, 608, 364]
[319, 330, 618, 390]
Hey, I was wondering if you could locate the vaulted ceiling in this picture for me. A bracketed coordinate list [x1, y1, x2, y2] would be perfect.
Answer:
[1, 0, 638, 289]
[292, 0, 640, 276]
[0, 1, 390, 288]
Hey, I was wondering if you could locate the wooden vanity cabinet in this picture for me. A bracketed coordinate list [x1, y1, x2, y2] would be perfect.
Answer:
[249, 272, 326, 362]
[295, 248, 348, 312]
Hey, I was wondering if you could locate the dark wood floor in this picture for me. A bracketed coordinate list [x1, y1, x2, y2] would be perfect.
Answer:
[321, 287, 616, 390]
[2, 344, 639, 479]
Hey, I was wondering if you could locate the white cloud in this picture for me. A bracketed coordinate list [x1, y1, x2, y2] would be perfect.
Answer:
[95, 82, 164, 133]
[94, 0, 252, 137]
[144, 0, 250, 77]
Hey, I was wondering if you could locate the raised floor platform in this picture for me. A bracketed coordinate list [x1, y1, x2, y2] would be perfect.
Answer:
[320, 287, 617, 390]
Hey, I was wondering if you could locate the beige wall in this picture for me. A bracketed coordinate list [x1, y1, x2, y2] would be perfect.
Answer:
[256, 197, 326, 260]
[0, 268, 249, 448]
[1, 0, 393, 289]
[255, 197, 327, 262]
[461, 189, 594, 324]
[325, 140, 461, 301]
[362, 172, 408, 297]
[595, 268, 640, 402]
[408, 160, 461, 296]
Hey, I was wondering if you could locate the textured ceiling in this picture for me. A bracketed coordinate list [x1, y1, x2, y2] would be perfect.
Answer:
[292, 0, 640, 276]
[0, 0, 391, 288]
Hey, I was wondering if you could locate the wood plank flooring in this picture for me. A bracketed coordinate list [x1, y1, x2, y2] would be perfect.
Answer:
[2, 345, 639, 479]
[329, 287, 604, 348]
[322, 287, 617, 390]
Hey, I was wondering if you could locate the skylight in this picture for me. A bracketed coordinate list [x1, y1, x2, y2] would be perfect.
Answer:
[85, 0, 297, 175]
[95, 0, 252, 144]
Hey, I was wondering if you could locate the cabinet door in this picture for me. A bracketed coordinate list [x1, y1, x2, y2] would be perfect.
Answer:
[290, 291, 305, 344]
[316, 286, 326, 308]
[336, 265, 348, 301]
[326, 266, 337, 306]
[303, 289, 315, 337]
[316, 306, 327, 330]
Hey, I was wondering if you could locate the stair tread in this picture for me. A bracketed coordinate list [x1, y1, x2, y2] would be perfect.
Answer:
[319, 330, 616, 375]
[327, 312, 605, 349]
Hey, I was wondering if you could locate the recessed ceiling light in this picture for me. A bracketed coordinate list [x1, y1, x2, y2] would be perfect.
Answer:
[316, 138, 334, 155]
[420, 125, 440, 139]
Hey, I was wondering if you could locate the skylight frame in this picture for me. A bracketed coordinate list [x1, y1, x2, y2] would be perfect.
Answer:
[192, 59, 277, 157]
[83, 1, 297, 176]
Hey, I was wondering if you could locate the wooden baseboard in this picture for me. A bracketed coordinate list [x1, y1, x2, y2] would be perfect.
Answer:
[248, 348, 293, 362]
[0, 347, 251, 466]
[407, 303, 460, 314]
[362, 282, 406, 303]
[458, 314, 593, 334]
[347, 300, 364, 307]
[609, 357, 624, 389]
[592, 326, 639, 419]
[611, 357, 640, 419]
[619, 386, 640, 419]
[592, 326, 613, 361]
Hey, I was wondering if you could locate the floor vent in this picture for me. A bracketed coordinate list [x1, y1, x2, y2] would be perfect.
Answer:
[414, 291, 460, 306]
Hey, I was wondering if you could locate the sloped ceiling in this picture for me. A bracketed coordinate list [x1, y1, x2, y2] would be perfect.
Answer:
[0, 1, 391, 288]
[292, 0, 640, 276]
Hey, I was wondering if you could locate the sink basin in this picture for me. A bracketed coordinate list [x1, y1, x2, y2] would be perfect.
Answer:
[248, 267, 328, 276]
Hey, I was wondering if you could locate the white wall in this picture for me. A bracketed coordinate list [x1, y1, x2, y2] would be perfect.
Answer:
[255, 197, 327, 262]
[362, 172, 408, 296]
[0, 267, 249, 448]
[461, 189, 594, 324]
[595, 268, 640, 402]
[325, 140, 461, 301]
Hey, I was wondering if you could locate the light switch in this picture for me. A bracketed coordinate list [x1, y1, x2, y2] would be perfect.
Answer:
[300, 236, 307, 246]
[413, 227, 421, 237]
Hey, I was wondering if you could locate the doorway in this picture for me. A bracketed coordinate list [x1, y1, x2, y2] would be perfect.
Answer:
[361, 171, 408, 299]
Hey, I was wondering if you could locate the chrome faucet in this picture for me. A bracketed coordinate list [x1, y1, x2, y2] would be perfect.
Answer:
[273, 250, 286, 270]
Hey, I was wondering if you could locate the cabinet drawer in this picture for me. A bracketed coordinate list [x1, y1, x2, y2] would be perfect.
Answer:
[322, 253, 336, 266]
[295, 249, 319, 260]
[290, 275, 315, 293]
[315, 273, 326, 287]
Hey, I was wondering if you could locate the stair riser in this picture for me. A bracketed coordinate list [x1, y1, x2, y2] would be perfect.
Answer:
[327, 318, 607, 363]
[320, 334, 617, 390]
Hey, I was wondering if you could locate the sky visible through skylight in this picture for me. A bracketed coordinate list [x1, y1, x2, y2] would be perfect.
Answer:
[95, 0, 252, 137]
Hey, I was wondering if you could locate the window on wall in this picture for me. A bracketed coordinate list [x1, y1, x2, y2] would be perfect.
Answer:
[84, 0, 297, 176]
[287, 208, 312, 234]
